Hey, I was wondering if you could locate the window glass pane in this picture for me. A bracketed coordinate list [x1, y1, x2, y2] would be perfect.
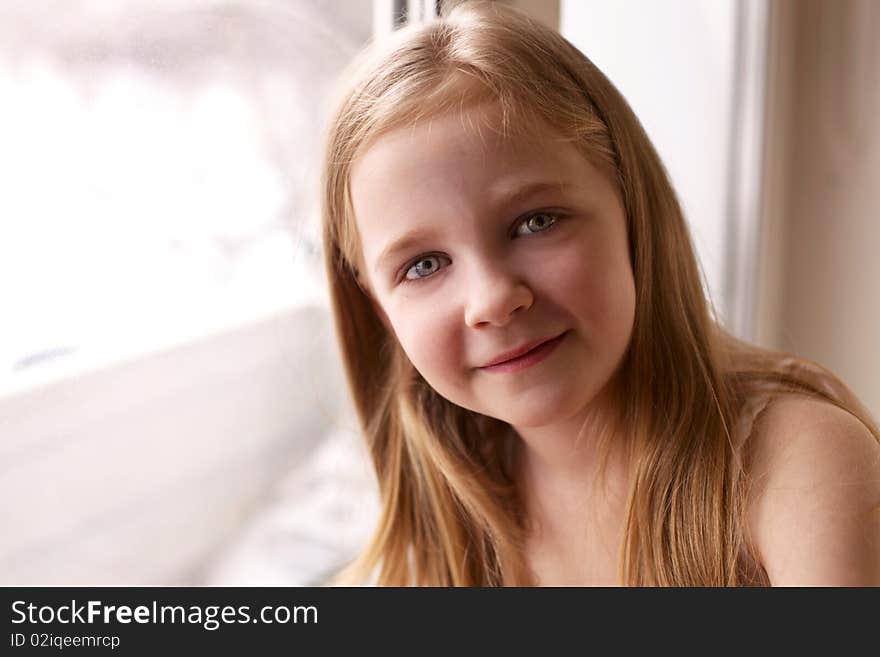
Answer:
[0, 0, 372, 391]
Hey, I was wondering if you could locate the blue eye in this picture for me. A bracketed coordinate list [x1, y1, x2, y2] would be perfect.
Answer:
[404, 254, 448, 281]
[399, 213, 559, 284]
[515, 212, 558, 236]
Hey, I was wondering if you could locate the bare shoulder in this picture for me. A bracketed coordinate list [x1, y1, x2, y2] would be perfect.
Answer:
[745, 394, 880, 586]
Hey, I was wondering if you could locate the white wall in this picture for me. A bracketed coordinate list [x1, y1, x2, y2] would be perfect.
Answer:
[560, 0, 738, 319]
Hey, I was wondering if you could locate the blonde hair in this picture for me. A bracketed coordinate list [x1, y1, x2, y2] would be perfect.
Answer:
[321, 1, 879, 585]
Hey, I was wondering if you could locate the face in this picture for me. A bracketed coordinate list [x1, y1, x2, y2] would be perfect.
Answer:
[349, 103, 635, 430]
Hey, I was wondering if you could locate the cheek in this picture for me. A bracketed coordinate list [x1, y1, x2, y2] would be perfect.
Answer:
[386, 299, 466, 387]
[548, 242, 635, 335]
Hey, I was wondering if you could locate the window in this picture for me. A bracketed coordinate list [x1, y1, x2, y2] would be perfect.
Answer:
[0, 0, 372, 392]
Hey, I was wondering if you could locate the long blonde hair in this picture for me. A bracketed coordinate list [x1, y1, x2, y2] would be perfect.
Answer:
[320, 1, 879, 585]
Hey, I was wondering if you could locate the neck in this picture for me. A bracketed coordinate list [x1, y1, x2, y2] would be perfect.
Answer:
[513, 380, 627, 477]
[510, 387, 632, 541]
[516, 415, 628, 499]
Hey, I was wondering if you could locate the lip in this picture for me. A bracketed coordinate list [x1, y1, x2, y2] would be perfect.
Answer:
[478, 331, 568, 373]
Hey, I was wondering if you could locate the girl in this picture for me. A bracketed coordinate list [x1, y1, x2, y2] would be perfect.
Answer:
[320, 2, 880, 586]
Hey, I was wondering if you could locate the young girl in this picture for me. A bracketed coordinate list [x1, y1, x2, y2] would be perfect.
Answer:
[320, 2, 880, 586]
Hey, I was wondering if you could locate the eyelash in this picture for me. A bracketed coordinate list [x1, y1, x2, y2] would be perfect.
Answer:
[398, 211, 561, 284]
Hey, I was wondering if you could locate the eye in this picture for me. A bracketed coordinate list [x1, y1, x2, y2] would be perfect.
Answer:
[403, 254, 449, 281]
[397, 212, 559, 284]
[515, 212, 558, 236]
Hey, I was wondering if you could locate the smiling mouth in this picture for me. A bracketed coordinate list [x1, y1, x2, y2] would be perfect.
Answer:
[479, 331, 568, 373]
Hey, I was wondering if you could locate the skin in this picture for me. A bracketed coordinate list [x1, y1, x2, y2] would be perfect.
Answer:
[350, 103, 636, 583]
[746, 396, 880, 585]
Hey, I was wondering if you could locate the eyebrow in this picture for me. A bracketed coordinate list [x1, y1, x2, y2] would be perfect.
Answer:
[374, 180, 573, 274]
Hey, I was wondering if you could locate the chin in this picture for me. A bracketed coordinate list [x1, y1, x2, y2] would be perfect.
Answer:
[489, 391, 589, 429]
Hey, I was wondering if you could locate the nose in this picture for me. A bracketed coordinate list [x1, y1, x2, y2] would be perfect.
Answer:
[463, 263, 534, 328]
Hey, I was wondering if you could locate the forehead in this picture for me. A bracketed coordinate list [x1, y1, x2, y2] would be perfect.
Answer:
[354, 102, 566, 179]
[350, 104, 582, 213]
